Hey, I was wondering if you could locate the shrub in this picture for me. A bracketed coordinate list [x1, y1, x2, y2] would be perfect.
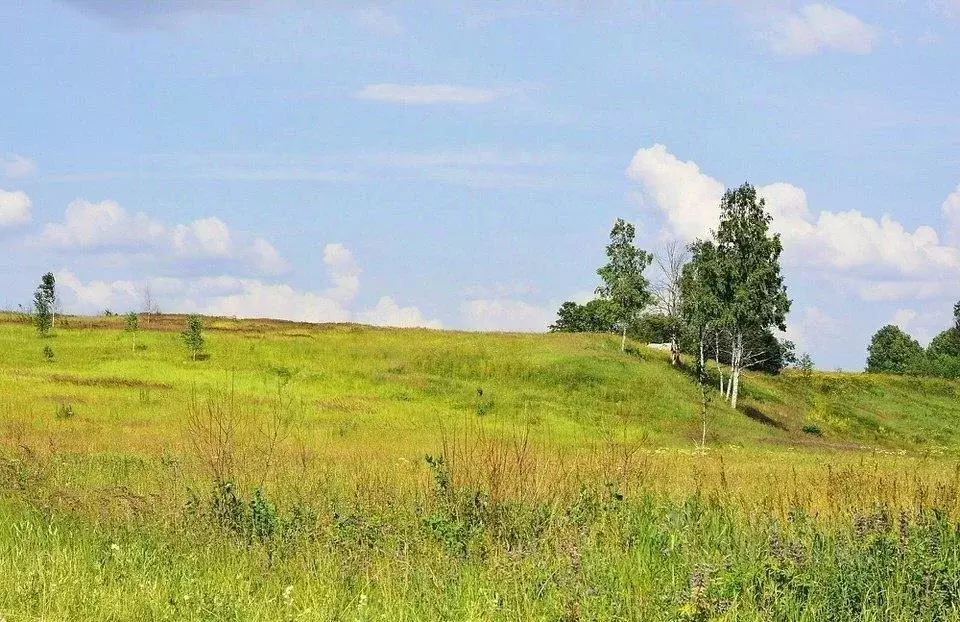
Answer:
[802, 423, 822, 436]
[56, 403, 75, 419]
[42, 345, 54, 362]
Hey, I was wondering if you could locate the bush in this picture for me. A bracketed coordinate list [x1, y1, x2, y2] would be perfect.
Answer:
[56, 403, 75, 419]
[42, 345, 54, 362]
[802, 423, 822, 436]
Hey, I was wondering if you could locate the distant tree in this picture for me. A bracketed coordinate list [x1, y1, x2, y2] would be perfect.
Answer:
[652, 241, 688, 366]
[40, 272, 57, 329]
[550, 299, 618, 333]
[33, 273, 55, 337]
[125, 312, 139, 352]
[866, 325, 923, 374]
[797, 352, 814, 379]
[927, 328, 960, 359]
[181, 314, 205, 361]
[596, 218, 653, 352]
[681, 239, 723, 388]
[630, 313, 674, 344]
[713, 183, 791, 409]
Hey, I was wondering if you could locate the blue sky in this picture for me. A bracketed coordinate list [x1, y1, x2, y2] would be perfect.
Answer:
[2, 0, 959, 369]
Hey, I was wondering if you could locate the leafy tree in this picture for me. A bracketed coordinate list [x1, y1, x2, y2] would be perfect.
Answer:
[928, 327, 960, 360]
[181, 314, 206, 361]
[125, 312, 140, 352]
[866, 325, 922, 374]
[681, 239, 723, 387]
[713, 183, 791, 409]
[596, 218, 653, 352]
[39, 272, 57, 329]
[549, 299, 618, 333]
[33, 273, 55, 337]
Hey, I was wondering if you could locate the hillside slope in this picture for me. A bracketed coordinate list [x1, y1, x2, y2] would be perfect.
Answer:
[1, 312, 959, 457]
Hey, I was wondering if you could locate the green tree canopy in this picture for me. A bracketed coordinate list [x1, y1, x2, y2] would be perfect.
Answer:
[866, 325, 923, 374]
[549, 299, 618, 333]
[596, 218, 653, 352]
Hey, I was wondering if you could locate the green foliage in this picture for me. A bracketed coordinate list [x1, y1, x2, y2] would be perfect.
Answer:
[42, 345, 55, 362]
[33, 272, 55, 337]
[124, 312, 139, 333]
[181, 314, 206, 361]
[798, 353, 814, 378]
[549, 299, 618, 333]
[714, 183, 791, 334]
[630, 312, 674, 344]
[866, 325, 923, 374]
[596, 218, 653, 349]
[802, 423, 822, 436]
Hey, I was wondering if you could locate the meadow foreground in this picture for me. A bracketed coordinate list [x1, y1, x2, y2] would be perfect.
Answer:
[3, 313, 960, 620]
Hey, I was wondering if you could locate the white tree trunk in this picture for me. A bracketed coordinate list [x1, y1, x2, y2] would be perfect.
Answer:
[730, 331, 743, 409]
[621, 325, 627, 352]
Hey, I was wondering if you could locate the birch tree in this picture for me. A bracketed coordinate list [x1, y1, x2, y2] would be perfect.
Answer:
[714, 183, 791, 409]
[653, 241, 688, 366]
[596, 219, 653, 352]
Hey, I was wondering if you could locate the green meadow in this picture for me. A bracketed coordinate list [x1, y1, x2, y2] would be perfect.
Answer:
[4, 312, 960, 620]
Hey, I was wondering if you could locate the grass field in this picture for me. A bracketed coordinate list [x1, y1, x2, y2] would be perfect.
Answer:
[3, 312, 960, 620]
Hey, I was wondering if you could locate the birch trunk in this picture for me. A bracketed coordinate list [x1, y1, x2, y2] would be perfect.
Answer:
[730, 331, 742, 409]
[621, 325, 627, 353]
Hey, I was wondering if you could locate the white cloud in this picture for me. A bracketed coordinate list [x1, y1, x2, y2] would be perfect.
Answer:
[626, 144, 960, 300]
[891, 307, 949, 346]
[0, 189, 32, 227]
[171, 217, 233, 258]
[763, 4, 880, 56]
[56, 242, 436, 329]
[201, 280, 353, 323]
[625, 144, 725, 240]
[941, 184, 960, 243]
[357, 83, 508, 105]
[356, 296, 442, 328]
[250, 238, 289, 274]
[36, 199, 286, 273]
[784, 306, 844, 352]
[38, 199, 166, 249]
[323, 242, 361, 302]
[460, 298, 554, 332]
[2, 154, 36, 178]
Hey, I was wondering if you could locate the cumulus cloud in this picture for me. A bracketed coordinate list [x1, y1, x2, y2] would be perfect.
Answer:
[250, 238, 289, 275]
[171, 217, 233, 258]
[783, 306, 844, 353]
[356, 296, 442, 328]
[35, 198, 286, 273]
[626, 144, 960, 300]
[55, 241, 438, 328]
[38, 199, 166, 249]
[762, 3, 880, 56]
[460, 298, 555, 332]
[0, 189, 32, 227]
[941, 184, 960, 243]
[626, 144, 724, 240]
[1, 154, 36, 178]
[357, 84, 508, 105]
[891, 307, 950, 346]
[323, 243, 361, 302]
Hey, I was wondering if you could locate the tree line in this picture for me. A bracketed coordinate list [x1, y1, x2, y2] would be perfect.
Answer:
[867, 303, 960, 378]
[550, 182, 794, 410]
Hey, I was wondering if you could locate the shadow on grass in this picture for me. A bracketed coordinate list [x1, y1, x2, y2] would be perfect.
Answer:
[739, 403, 788, 431]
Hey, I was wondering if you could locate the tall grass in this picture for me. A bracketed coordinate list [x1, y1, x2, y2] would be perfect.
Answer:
[3, 314, 960, 619]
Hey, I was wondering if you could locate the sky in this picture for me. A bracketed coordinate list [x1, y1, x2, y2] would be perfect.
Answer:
[2, 0, 959, 370]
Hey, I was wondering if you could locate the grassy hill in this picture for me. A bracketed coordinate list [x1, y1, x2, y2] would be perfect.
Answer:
[4, 312, 960, 620]
[1, 311, 959, 458]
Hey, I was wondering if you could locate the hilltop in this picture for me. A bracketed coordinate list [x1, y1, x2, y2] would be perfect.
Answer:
[2, 311, 958, 458]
